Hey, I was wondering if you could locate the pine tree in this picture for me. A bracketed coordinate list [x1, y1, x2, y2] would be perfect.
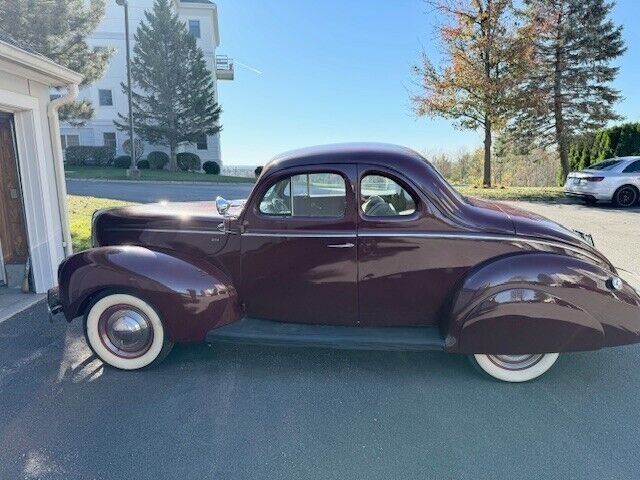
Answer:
[412, 0, 534, 187]
[0, 0, 113, 125]
[115, 0, 221, 171]
[508, 0, 625, 181]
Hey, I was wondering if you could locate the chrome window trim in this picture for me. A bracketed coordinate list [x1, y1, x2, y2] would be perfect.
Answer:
[105, 228, 226, 235]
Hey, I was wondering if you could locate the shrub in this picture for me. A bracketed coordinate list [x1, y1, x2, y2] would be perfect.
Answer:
[65, 146, 115, 166]
[137, 159, 150, 170]
[147, 151, 170, 170]
[177, 152, 201, 172]
[114, 155, 132, 168]
[202, 161, 220, 175]
[255, 165, 263, 177]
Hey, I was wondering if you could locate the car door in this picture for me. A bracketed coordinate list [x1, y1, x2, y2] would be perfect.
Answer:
[356, 164, 459, 327]
[240, 164, 358, 325]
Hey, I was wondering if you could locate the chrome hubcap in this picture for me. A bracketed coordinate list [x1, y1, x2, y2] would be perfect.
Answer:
[99, 306, 153, 358]
[488, 354, 544, 371]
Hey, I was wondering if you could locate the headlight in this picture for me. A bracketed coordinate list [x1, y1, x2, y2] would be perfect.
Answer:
[91, 209, 107, 248]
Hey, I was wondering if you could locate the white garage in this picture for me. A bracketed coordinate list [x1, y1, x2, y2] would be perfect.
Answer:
[0, 32, 81, 296]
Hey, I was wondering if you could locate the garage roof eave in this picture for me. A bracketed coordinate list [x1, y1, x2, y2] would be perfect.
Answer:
[0, 39, 83, 86]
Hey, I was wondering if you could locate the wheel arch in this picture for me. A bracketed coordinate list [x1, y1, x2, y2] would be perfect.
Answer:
[443, 252, 640, 354]
[58, 246, 242, 342]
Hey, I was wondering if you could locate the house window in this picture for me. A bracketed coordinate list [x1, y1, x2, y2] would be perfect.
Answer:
[189, 20, 201, 38]
[60, 134, 80, 150]
[103, 132, 116, 149]
[98, 89, 113, 106]
[196, 134, 208, 150]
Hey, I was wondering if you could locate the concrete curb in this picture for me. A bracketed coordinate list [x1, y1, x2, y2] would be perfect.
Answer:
[0, 294, 46, 324]
[65, 178, 255, 187]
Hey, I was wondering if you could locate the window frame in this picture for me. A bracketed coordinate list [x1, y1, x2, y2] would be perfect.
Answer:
[103, 132, 116, 149]
[255, 170, 350, 220]
[196, 134, 208, 150]
[98, 89, 113, 106]
[358, 169, 421, 222]
[188, 19, 201, 38]
[61, 134, 80, 149]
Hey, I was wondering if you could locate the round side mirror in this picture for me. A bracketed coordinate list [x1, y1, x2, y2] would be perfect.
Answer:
[216, 196, 230, 215]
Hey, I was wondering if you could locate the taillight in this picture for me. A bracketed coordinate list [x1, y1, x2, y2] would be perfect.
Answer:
[585, 176, 604, 182]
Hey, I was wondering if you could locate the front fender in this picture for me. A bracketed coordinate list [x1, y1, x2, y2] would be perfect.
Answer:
[444, 253, 640, 354]
[58, 246, 241, 342]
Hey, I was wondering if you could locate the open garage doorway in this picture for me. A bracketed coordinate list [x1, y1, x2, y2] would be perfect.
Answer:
[0, 113, 29, 289]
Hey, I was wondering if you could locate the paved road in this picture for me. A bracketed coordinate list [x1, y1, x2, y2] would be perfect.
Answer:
[3, 303, 640, 479]
[66, 179, 255, 203]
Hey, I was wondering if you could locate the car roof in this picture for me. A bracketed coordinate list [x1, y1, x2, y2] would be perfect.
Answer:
[607, 156, 640, 163]
[260, 143, 429, 177]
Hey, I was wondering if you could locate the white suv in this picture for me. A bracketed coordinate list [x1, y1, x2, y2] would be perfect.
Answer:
[564, 156, 640, 208]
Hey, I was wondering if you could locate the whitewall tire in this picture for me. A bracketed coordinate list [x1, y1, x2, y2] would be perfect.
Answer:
[85, 293, 173, 370]
[470, 353, 559, 382]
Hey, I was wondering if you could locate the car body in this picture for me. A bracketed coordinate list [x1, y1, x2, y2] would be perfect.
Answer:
[49, 143, 640, 381]
[564, 156, 640, 207]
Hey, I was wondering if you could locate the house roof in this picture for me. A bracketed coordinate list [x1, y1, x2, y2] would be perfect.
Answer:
[0, 27, 82, 86]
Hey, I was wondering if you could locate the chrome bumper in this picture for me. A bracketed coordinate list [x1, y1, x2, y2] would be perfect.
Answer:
[47, 287, 63, 322]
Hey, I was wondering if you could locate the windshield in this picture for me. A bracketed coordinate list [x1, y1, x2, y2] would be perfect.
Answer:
[587, 159, 622, 171]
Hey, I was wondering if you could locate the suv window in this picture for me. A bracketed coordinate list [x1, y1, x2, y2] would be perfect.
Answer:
[623, 160, 640, 173]
[360, 174, 416, 216]
[259, 173, 346, 217]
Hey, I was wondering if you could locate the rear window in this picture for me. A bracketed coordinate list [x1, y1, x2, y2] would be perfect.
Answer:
[588, 159, 622, 171]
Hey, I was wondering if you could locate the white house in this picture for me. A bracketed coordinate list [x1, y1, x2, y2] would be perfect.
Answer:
[60, 0, 233, 166]
[0, 32, 82, 294]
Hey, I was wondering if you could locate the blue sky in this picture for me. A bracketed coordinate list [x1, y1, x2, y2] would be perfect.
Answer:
[216, 0, 640, 166]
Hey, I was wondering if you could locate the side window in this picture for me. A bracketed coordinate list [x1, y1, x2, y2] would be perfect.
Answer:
[360, 174, 416, 217]
[623, 160, 640, 173]
[259, 173, 346, 217]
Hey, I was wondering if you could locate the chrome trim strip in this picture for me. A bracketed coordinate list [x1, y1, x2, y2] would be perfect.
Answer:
[243, 232, 356, 238]
[106, 228, 225, 235]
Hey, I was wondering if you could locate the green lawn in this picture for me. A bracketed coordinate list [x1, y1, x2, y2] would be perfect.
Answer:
[68, 195, 135, 251]
[455, 186, 564, 201]
[65, 165, 255, 184]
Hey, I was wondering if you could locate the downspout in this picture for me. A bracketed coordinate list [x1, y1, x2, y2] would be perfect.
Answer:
[47, 83, 79, 257]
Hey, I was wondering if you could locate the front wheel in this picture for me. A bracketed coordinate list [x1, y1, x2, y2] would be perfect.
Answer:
[470, 353, 559, 382]
[85, 293, 173, 370]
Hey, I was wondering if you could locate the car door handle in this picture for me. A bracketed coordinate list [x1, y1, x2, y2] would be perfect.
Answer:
[327, 243, 355, 248]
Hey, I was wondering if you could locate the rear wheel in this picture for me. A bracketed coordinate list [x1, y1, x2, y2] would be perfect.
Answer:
[84, 293, 173, 370]
[613, 185, 638, 208]
[470, 353, 559, 382]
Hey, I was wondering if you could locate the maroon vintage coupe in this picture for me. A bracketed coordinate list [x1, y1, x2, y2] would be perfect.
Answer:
[48, 143, 640, 381]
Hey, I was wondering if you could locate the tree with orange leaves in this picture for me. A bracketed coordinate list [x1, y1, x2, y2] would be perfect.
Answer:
[412, 0, 534, 187]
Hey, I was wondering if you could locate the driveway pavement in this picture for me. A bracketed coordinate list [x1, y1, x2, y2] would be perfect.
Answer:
[3, 303, 640, 479]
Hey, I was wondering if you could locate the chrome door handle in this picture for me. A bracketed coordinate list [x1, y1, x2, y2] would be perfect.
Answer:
[327, 243, 355, 248]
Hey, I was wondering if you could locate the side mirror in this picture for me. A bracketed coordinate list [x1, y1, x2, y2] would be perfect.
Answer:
[216, 196, 230, 216]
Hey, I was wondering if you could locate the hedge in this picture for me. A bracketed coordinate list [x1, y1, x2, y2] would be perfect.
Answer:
[569, 122, 640, 170]
[147, 151, 170, 170]
[114, 155, 132, 168]
[65, 146, 115, 166]
[177, 152, 201, 172]
[202, 161, 220, 175]
[137, 159, 150, 170]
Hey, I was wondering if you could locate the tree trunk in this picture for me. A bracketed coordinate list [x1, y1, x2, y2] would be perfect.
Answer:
[483, 117, 492, 187]
[553, 6, 570, 183]
[169, 144, 177, 172]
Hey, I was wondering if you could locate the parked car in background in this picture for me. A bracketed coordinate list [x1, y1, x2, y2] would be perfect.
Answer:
[48, 144, 640, 382]
[564, 156, 640, 207]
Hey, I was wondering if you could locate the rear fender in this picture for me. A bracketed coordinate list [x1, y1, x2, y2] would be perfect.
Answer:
[58, 246, 241, 342]
[444, 252, 640, 354]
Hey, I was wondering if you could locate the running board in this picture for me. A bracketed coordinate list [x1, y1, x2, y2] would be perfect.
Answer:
[206, 317, 445, 351]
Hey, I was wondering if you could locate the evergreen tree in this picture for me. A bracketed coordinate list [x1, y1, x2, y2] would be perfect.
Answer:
[412, 0, 535, 187]
[508, 0, 625, 181]
[0, 0, 113, 125]
[115, 0, 221, 171]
